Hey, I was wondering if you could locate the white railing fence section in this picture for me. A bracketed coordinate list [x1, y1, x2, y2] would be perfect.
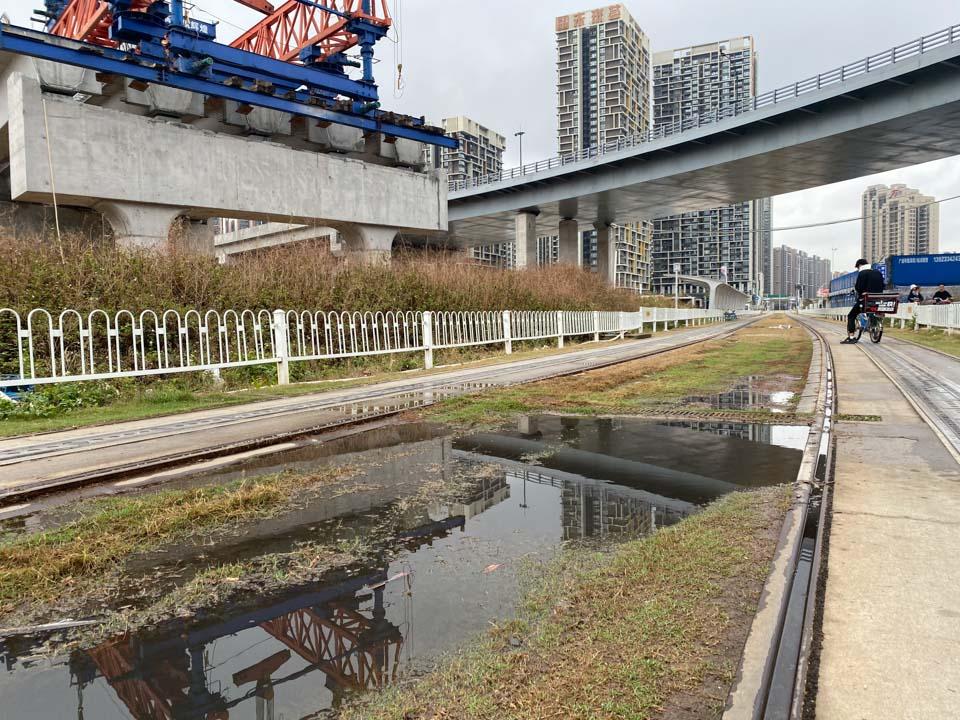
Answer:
[914, 304, 960, 331]
[800, 304, 960, 332]
[0, 306, 727, 390]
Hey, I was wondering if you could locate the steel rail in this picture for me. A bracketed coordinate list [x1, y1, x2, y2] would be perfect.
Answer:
[0, 318, 757, 505]
[782, 315, 960, 718]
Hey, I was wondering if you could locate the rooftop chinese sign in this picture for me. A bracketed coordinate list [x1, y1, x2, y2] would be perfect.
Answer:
[556, 4, 623, 31]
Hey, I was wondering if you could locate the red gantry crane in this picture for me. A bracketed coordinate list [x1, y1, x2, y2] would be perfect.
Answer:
[46, 0, 391, 65]
[15, 1, 452, 147]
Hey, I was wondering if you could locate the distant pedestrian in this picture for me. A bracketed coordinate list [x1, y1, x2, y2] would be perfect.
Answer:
[933, 285, 953, 304]
[907, 285, 924, 303]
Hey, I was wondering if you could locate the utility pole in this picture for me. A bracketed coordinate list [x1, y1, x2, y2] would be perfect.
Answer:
[515, 130, 526, 173]
[674, 263, 680, 309]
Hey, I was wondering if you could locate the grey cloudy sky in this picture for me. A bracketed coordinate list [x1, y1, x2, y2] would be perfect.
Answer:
[8, 0, 959, 268]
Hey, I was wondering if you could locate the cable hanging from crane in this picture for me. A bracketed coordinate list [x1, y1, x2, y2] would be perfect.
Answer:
[392, 0, 404, 98]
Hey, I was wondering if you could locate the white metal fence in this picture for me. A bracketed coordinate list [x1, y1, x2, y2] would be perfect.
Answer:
[800, 304, 960, 331]
[450, 24, 960, 192]
[0, 306, 725, 390]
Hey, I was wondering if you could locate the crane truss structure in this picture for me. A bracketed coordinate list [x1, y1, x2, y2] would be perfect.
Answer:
[48, 0, 153, 48]
[231, 0, 392, 63]
[10, 0, 455, 148]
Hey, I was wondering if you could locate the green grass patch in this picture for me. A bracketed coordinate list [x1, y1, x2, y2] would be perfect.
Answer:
[836, 413, 883, 423]
[0, 467, 351, 609]
[429, 317, 812, 427]
[341, 485, 793, 720]
[885, 327, 960, 358]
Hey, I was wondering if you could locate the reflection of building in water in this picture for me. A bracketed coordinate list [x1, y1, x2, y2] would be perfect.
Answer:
[660, 419, 773, 445]
[684, 377, 773, 412]
[508, 468, 690, 542]
[430, 466, 511, 520]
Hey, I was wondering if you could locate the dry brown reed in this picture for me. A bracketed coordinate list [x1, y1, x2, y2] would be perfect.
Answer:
[0, 231, 672, 314]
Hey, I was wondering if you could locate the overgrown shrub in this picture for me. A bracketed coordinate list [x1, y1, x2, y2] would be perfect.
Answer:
[0, 232, 678, 417]
[0, 382, 119, 420]
[0, 232, 672, 315]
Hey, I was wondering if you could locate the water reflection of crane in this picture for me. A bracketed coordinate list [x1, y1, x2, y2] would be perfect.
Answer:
[69, 516, 466, 720]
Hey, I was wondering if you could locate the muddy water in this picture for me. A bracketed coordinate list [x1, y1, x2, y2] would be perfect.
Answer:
[0, 416, 807, 718]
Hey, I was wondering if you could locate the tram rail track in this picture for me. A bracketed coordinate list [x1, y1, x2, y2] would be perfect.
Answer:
[0, 318, 759, 506]
[765, 314, 960, 718]
[807, 317, 960, 461]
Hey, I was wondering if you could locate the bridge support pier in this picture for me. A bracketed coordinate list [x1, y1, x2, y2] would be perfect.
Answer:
[338, 224, 398, 265]
[558, 219, 581, 266]
[514, 212, 538, 269]
[595, 223, 614, 284]
[94, 201, 182, 249]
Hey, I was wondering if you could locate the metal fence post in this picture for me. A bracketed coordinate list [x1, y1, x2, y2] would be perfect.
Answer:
[502, 310, 513, 354]
[593, 311, 600, 342]
[423, 311, 434, 369]
[618, 311, 626, 339]
[557, 311, 565, 348]
[271, 309, 290, 386]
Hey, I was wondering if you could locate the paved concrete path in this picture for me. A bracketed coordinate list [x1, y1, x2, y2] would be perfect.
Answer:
[811, 321, 960, 719]
[0, 320, 747, 500]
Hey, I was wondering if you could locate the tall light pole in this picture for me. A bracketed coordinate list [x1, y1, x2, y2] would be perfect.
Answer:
[673, 263, 680, 310]
[515, 130, 526, 174]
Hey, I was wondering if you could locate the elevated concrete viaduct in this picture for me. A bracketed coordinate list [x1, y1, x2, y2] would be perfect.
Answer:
[676, 276, 751, 311]
[448, 32, 960, 282]
[0, 54, 446, 260]
[213, 222, 342, 262]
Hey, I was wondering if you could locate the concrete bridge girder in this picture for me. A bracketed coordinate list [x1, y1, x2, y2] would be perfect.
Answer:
[0, 56, 445, 259]
[447, 39, 960, 245]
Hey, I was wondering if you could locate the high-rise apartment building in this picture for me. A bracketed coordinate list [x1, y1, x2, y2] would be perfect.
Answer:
[771, 245, 831, 302]
[439, 116, 506, 185]
[650, 37, 771, 297]
[556, 4, 651, 155]
[861, 184, 939, 263]
[432, 116, 514, 266]
[555, 4, 653, 290]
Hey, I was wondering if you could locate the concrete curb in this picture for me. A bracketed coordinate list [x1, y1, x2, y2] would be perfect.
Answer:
[723, 322, 831, 718]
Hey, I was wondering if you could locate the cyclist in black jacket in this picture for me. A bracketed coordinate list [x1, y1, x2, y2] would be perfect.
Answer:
[842, 259, 885, 344]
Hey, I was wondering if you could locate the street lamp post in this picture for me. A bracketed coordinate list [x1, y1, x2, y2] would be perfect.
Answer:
[515, 130, 526, 174]
[673, 263, 680, 310]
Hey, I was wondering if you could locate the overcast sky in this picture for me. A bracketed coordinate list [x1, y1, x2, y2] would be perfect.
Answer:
[8, 0, 959, 268]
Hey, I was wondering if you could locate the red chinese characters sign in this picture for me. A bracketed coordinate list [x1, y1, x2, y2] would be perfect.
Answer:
[557, 5, 622, 31]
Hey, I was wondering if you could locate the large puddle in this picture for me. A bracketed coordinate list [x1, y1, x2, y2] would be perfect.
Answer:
[0, 416, 808, 718]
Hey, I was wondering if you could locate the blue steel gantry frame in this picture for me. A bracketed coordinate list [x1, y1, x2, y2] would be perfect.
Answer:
[5, 0, 456, 148]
